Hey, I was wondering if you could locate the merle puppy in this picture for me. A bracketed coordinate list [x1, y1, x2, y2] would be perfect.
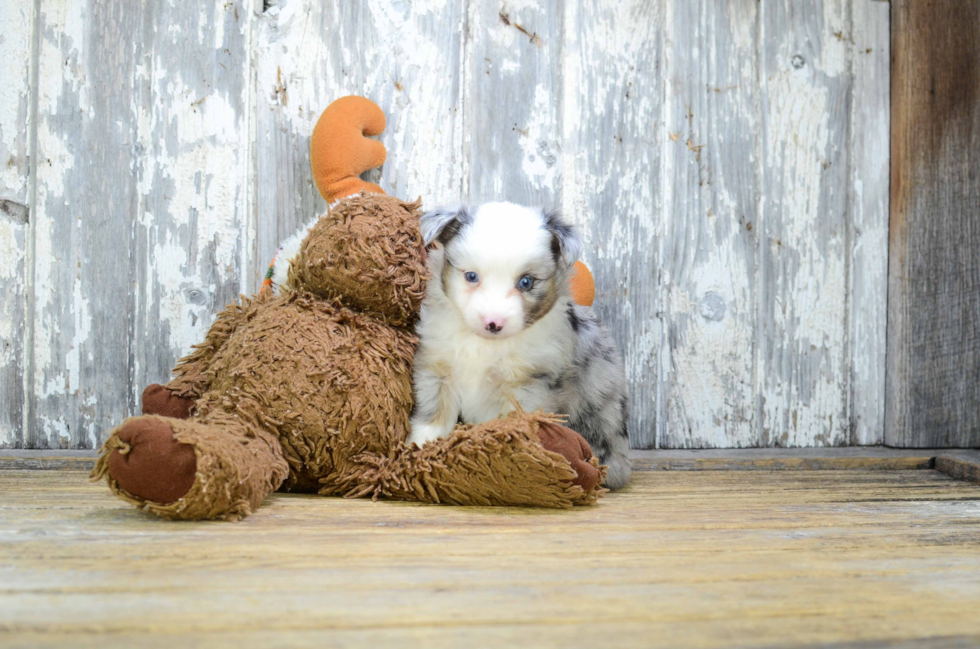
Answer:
[408, 202, 631, 489]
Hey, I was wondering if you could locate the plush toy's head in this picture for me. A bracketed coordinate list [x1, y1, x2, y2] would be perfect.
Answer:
[287, 193, 428, 328]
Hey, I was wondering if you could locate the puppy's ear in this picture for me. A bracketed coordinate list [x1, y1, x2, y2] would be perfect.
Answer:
[420, 206, 472, 246]
[542, 209, 583, 267]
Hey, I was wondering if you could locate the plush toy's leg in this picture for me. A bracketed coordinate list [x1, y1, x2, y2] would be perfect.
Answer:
[141, 384, 195, 419]
[91, 413, 288, 521]
[328, 411, 606, 508]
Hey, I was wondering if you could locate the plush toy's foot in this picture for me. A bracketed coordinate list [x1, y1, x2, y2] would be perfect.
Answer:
[91, 414, 289, 521]
[142, 384, 195, 419]
[106, 417, 198, 503]
[330, 411, 606, 508]
[537, 421, 601, 492]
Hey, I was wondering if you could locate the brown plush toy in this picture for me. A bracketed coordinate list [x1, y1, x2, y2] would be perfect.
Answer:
[91, 96, 605, 521]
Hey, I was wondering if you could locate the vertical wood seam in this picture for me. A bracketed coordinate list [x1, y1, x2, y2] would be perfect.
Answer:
[125, 4, 148, 419]
[843, 0, 856, 444]
[243, 0, 259, 295]
[753, 0, 767, 446]
[129, 4, 148, 418]
[23, 0, 42, 447]
[884, 0, 901, 446]
[456, 1, 470, 202]
[655, 0, 671, 450]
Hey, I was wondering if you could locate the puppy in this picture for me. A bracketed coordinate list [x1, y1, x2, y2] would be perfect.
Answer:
[408, 202, 631, 489]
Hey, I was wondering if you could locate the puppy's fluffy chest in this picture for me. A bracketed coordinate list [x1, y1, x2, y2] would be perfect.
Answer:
[420, 306, 572, 421]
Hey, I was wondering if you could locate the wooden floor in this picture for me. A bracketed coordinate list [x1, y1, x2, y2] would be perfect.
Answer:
[3, 460, 980, 648]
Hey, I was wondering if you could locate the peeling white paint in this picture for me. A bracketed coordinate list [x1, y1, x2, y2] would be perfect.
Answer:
[66, 270, 91, 394]
[0, 3, 34, 206]
[38, 414, 70, 445]
[759, 5, 851, 447]
[0, 222, 24, 282]
[0, 219, 24, 368]
[518, 84, 560, 193]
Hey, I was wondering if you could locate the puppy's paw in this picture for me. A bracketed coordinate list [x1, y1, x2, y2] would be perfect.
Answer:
[408, 421, 451, 447]
[601, 454, 632, 490]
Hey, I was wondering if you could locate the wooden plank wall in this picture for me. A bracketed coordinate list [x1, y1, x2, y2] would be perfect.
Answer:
[887, 0, 980, 448]
[0, 0, 890, 450]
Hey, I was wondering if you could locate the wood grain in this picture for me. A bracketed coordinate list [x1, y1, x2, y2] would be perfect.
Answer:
[3, 468, 980, 647]
[0, 1, 34, 449]
[846, 0, 889, 446]
[5, 446, 969, 473]
[935, 453, 980, 485]
[23, 0, 252, 450]
[886, 0, 980, 448]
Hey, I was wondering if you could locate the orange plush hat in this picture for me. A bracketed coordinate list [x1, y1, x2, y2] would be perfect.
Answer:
[306, 95, 596, 307]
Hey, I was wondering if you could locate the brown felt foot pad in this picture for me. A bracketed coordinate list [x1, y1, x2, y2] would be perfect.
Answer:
[142, 384, 195, 419]
[108, 418, 197, 504]
[537, 422, 601, 492]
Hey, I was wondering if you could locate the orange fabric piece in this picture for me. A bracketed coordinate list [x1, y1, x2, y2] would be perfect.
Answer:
[310, 96, 388, 201]
[570, 260, 595, 307]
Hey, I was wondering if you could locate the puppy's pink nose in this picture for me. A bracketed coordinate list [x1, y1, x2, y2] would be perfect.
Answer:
[482, 315, 507, 334]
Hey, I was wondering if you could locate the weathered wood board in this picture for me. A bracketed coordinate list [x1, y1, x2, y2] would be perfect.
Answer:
[0, 0, 892, 450]
[886, 0, 980, 448]
[660, 0, 760, 448]
[3, 468, 980, 647]
[848, 0, 890, 446]
[0, 1, 34, 449]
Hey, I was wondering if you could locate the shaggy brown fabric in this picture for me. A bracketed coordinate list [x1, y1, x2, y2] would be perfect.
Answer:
[142, 384, 194, 419]
[288, 193, 427, 329]
[92, 414, 289, 522]
[93, 194, 606, 521]
[173, 291, 418, 491]
[332, 410, 606, 508]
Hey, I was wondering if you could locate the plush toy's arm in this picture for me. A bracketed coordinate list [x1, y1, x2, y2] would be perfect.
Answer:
[165, 294, 265, 399]
[323, 410, 605, 508]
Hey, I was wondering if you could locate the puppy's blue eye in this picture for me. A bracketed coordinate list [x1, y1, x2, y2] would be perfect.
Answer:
[464, 271, 479, 283]
[517, 275, 534, 291]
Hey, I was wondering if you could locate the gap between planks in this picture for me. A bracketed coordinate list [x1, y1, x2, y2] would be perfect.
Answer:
[2, 449, 978, 484]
